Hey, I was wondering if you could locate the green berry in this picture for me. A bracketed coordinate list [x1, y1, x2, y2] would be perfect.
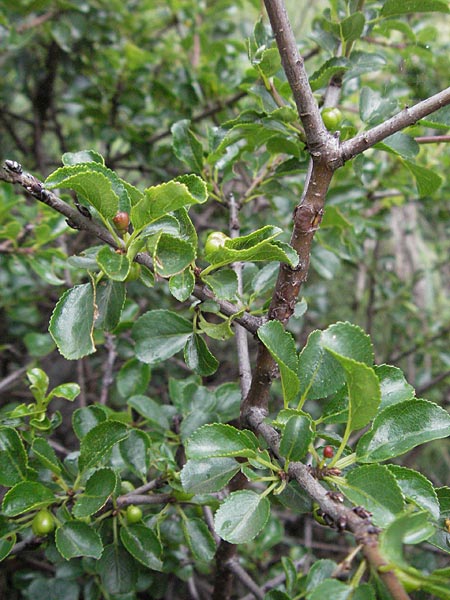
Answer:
[321, 107, 343, 131]
[204, 231, 230, 254]
[126, 504, 143, 523]
[31, 509, 55, 536]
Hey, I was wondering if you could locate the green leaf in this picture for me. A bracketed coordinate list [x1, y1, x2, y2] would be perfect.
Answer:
[153, 233, 196, 277]
[403, 160, 443, 196]
[182, 517, 216, 562]
[320, 322, 374, 365]
[202, 269, 238, 300]
[322, 352, 380, 431]
[0, 427, 28, 486]
[32, 438, 62, 475]
[56, 521, 103, 560]
[186, 424, 259, 459]
[62, 150, 105, 165]
[132, 309, 193, 364]
[127, 395, 170, 430]
[298, 331, 345, 400]
[254, 47, 281, 77]
[309, 579, 353, 600]
[97, 246, 130, 281]
[279, 415, 314, 462]
[119, 429, 151, 479]
[387, 465, 440, 519]
[374, 365, 415, 410]
[27, 367, 49, 401]
[359, 87, 398, 125]
[96, 544, 137, 594]
[72, 468, 117, 518]
[181, 457, 240, 494]
[48, 383, 80, 402]
[306, 559, 338, 591]
[214, 490, 270, 543]
[380, 511, 435, 568]
[72, 406, 107, 440]
[49, 283, 96, 360]
[340, 12, 365, 43]
[78, 421, 129, 472]
[45, 166, 119, 220]
[184, 334, 219, 376]
[356, 399, 450, 463]
[131, 178, 207, 231]
[95, 279, 126, 331]
[198, 314, 234, 341]
[0, 536, 15, 562]
[2, 482, 55, 516]
[258, 320, 300, 405]
[338, 464, 404, 526]
[309, 57, 349, 91]
[117, 358, 151, 398]
[171, 120, 204, 173]
[381, 0, 449, 16]
[120, 524, 163, 571]
[376, 132, 419, 159]
[169, 269, 195, 301]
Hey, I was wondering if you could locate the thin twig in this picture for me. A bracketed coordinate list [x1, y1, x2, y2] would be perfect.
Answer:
[99, 333, 117, 405]
[226, 559, 265, 599]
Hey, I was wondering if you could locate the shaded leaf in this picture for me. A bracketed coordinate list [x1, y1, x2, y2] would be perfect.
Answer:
[214, 490, 270, 544]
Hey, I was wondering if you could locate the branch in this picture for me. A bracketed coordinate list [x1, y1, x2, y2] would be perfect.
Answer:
[341, 87, 450, 162]
[0, 161, 262, 336]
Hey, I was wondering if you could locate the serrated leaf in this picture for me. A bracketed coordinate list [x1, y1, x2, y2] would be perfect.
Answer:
[132, 309, 193, 364]
[279, 415, 314, 461]
[198, 314, 234, 341]
[45, 167, 119, 220]
[184, 334, 219, 376]
[117, 358, 151, 398]
[309, 57, 349, 91]
[0, 427, 28, 486]
[381, 0, 449, 16]
[153, 233, 196, 277]
[48, 382, 80, 402]
[359, 87, 398, 125]
[258, 320, 300, 405]
[202, 269, 238, 300]
[403, 160, 443, 196]
[375, 365, 415, 410]
[387, 465, 440, 519]
[127, 395, 170, 430]
[2, 482, 54, 516]
[254, 47, 281, 77]
[182, 517, 216, 562]
[62, 150, 105, 165]
[186, 424, 259, 459]
[78, 421, 129, 472]
[32, 438, 62, 475]
[171, 120, 204, 173]
[72, 406, 107, 440]
[120, 524, 163, 571]
[214, 490, 270, 544]
[338, 464, 404, 526]
[380, 511, 435, 569]
[97, 246, 130, 281]
[49, 283, 96, 359]
[72, 468, 117, 518]
[169, 269, 195, 301]
[298, 330, 345, 400]
[322, 352, 380, 431]
[356, 399, 450, 463]
[340, 12, 365, 43]
[96, 544, 136, 593]
[94, 279, 126, 331]
[56, 522, 103, 560]
[320, 322, 374, 365]
[131, 178, 207, 231]
[181, 457, 240, 494]
[376, 132, 419, 159]
[119, 429, 151, 479]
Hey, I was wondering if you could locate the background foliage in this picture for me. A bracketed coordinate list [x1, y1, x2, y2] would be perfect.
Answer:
[0, 1, 449, 599]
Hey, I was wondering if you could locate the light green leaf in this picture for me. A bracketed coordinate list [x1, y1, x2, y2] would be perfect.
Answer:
[169, 269, 195, 301]
[0, 427, 28, 486]
[376, 132, 419, 159]
[181, 457, 240, 494]
[184, 334, 219, 376]
[403, 160, 443, 196]
[171, 120, 204, 173]
[72, 468, 117, 518]
[120, 524, 163, 571]
[338, 464, 404, 526]
[202, 269, 238, 300]
[78, 421, 129, 472]
[182, 517, 216, 562]
[95, 279, 126, 331]
[258, 320, 300, 405]
[380, 511, 435, 568]
[356, 399, 450, 463]
[310, 57, 349, 91]
[279, 415, 314, 462]
[62, 150, 104, 165]
[153, 233, 196, 277]
[186, 424, 259, 459]
[119, 429, 151, 479]
[381, 0, 449, 16]
[214, 490, 270, 544]
[2, 482, 55, 516]
[56, 522, 103, 560]
[340, 12, 365, 43]
[132, 309, 193, 364]
[320, 322, 374, 365]
[309, 579, 353, 600]
[48, 383, 80, 402]
[49, 283, 96, 360]
[387, 465, 440, 519]
[97, 246, 130, 281]
[375, 365, 415, 410]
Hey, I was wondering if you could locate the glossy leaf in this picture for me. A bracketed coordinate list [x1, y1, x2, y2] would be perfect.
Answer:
[32, 438, 62, 475]
[72, 406, 107, 440]
[181, 457, 240, 494]
[182, 517, 216, 562]
[127, 395, 170, 430]
[153, 233, 196, 277]
[356, 399, 450, 463]
[132, 309, 193, 364]
[184, 334, 219, 376]
[387, 465, 440, 519]
[117, 358, 151, 398]
[186, 424, 259, 459]
[171, 119, 204, 173]
[96, 544, 137, 593]
[49, 283, 96, 360]
[202, 269, 238, 300]
[374, 365, 415, 410]
[119, 429, 151, 479]
[72, 468, 117, 518]
[120, 524, 163, 571]
[169, 268, 195, 301]
[298, 330, 345, 400]
[258, 320, 300, 405]
[214, 490, 270, 544]
[279, 415, 314, 462]
[97, 246, 130, 281]
[380, 511, 435, 568]
[2, 482, 54, 516]
[78, 421, 129, 471]
[56, 521, 103, 560]
[0, 427, 28, 486]
[338, 464, 404, 526]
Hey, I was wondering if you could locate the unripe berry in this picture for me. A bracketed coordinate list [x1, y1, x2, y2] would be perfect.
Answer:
[113, 211, 130, 233]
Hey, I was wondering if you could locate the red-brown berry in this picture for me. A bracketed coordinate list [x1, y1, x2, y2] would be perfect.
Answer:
[323, 445, 334, 458]
[113, 211, 130, 232]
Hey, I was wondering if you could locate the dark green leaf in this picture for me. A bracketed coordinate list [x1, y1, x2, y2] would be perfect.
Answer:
[72, 406, 107, 440]
[279, 415, 314, 461]
[117, 358, 151, 398]
[310, 57, 349, 91]
[375, 365, 415, 410]
[202, 269, 238, 300]
[56, 522, 103, 560]
[171, 120, 204, 173]
[387, 465, 440, 519]
[181, 457, 240, 494]
[0, 426, 28, 486]
[127, 395, 170, 430]
[132, 309, 193, 364]
[97, 246, 130, 281]
[380, 511, 435, 568]
[2, 481, 55, 516]
[32, 438, 62, 475]
[182, 517, 216, 562]
[184, 334, 219, 376]
[96, 544, 136, 592]
[169, 269, 195, 301]
[78, 421, 129, 472]
[72, 468, 117, 518]
[186, 424, 259, 459]
[403, 160, 443, 196]
[49, 283, 96, 360]
[120, 524, 163, 571]
[153, 233, 196, 277]
[214, 490, 270, 544]
[119, 429, 151, 479]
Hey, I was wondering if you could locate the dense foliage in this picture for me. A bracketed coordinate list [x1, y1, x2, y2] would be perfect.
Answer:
[0, 1, 449, 599]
